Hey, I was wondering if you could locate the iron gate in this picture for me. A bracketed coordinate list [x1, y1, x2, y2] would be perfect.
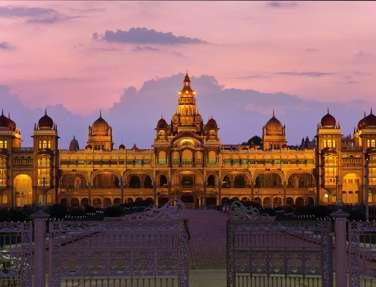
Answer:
[226, 202, 333, 287]
[48, 202, 189, 287]
[348, 220, 376, 287]
[0, 221, 32, 287]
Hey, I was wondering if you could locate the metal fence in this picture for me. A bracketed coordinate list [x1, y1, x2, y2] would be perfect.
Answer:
[226, 202, 333, 287]
[0, 221, 32, 287]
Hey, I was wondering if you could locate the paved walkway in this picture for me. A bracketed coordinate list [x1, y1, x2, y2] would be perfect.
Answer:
[182, 209, 228, 287]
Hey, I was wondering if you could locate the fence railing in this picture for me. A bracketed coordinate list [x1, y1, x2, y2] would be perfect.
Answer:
[0, 201, 189, 287]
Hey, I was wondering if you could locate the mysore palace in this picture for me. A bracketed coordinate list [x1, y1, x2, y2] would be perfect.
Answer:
[1, 74, 376, 209]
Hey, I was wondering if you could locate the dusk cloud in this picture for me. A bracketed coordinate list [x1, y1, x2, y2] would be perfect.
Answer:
[0, 41, 13, 50]
[275, 71, 334, 78]
[0, 6, 77, 24]
[266, 1, 298, 8]
[2, 74, 366, 148]
[93, 27, 205, 45]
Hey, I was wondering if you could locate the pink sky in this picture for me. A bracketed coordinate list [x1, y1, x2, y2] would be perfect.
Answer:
[0, 1, 375, 114]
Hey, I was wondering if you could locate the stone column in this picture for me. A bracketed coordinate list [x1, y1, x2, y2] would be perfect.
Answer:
[331, 209, 349, 287]
[32, 210, 49, 287]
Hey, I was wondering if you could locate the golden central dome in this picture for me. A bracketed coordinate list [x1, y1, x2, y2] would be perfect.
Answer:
[91, 113, 110, 136]
[265, 113, 283, 136]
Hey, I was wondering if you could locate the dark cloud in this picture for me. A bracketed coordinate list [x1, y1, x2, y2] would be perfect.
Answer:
[275, 71, 334, 78]
[0, 41, 13, 50]
[267, 1, 298, 8]
[93, 27, 205, 45]
[0, 6, 78, 24]
[1, 75, 368, 148]
[132, 46, 160, 52]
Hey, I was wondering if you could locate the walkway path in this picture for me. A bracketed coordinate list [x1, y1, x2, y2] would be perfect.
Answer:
[182, 209, 228, 287]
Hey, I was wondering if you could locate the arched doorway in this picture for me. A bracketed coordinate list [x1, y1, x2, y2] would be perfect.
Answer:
[14, 174, 33, 207]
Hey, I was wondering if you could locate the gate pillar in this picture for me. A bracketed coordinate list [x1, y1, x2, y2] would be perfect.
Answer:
[32, 210, 49, 287]
[332, 209, 349, 287]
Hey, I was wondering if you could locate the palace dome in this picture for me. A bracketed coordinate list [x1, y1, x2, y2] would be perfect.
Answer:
[119, 144, 125, 150]
[358, 110, 376, 130]
[321, 112, 336, 128]
[38, 111, 54, 129]
[0, 112, 12, 129]
[0, 111, 11, 130]
[264, 113, 283, 135]
[91, 113, 110, 136]
[205, 118, 218, 130]
[8, 114, 16, 130]
[69, 136, 79, 151]
[156, 118, 168, 129]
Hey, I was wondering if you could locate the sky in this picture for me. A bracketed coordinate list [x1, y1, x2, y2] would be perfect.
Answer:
[0, 1, 375, 147]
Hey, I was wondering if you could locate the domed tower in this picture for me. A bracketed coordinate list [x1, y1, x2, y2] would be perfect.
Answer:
[33, 110, 59, 151]
[33, 110, 59, 205]
[87, 112, 113, 151]
[204, 117, 219, 140]
[355, 109, 376, 150]
[154, 117, 170, 165]
[69, 136, 80, 151]
[262, 111, 286, 150]
[316, 109, 342, 205]
[0, 111, 21, 150]
[171, 73, 203, 135]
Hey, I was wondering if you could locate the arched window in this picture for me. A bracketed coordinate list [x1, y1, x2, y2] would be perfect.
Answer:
[160, 175, 168, 187]
[222, 176, 231, 188]
[255, 173, 282, 188]
[144, 176, 153, 188]
[288, 173, 315, 188]
[182, 149, 193, 164]
[296, 197, 305, 208]
[129, 175, 141, 188]
[71, 198, 79, 208]
[93, 198, 102, 208]
[234, 175, 246, 188]
[263, 197, 272, 208]
[306, 197, 314, 207]
[273, 197, 282, 208]
[207, 175, 215, 187]
[286, 197, 294, 207]
[93, 173, 119, 188]
[208, 151, 216, 164]
[158, 150, 167, 164]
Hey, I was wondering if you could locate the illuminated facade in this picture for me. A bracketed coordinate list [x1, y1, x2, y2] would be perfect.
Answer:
[1, 74, 376, 208]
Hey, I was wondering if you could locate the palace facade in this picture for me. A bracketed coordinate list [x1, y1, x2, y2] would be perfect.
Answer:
[1, 74, 376, 209]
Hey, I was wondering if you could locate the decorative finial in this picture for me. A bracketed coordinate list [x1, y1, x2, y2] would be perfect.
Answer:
[44, 108, 47, 115]
[327, 107, 329, 114]
[184, 72, 190, 85]
[272, 109, 275, 117]
[99, 110, 102, 118]
[371, 108, 373, 115]
[8, 112, 10, 119]
[364, 111, 367, 117]
[1, 109, 3, 116]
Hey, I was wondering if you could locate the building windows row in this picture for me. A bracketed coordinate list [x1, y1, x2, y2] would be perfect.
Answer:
[39, 140, 51, 149]
[323, 139, 336, 148]
[0, 140, 8, 149]
[37, 157, 50, 187]
[367, 139, 376, 148]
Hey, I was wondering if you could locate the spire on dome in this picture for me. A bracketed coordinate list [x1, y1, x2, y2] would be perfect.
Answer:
[371, 108, 373, 115]
[184, 72, 190, 86]
[272, 109, 276, 117]
[44, 108, 47, 116]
